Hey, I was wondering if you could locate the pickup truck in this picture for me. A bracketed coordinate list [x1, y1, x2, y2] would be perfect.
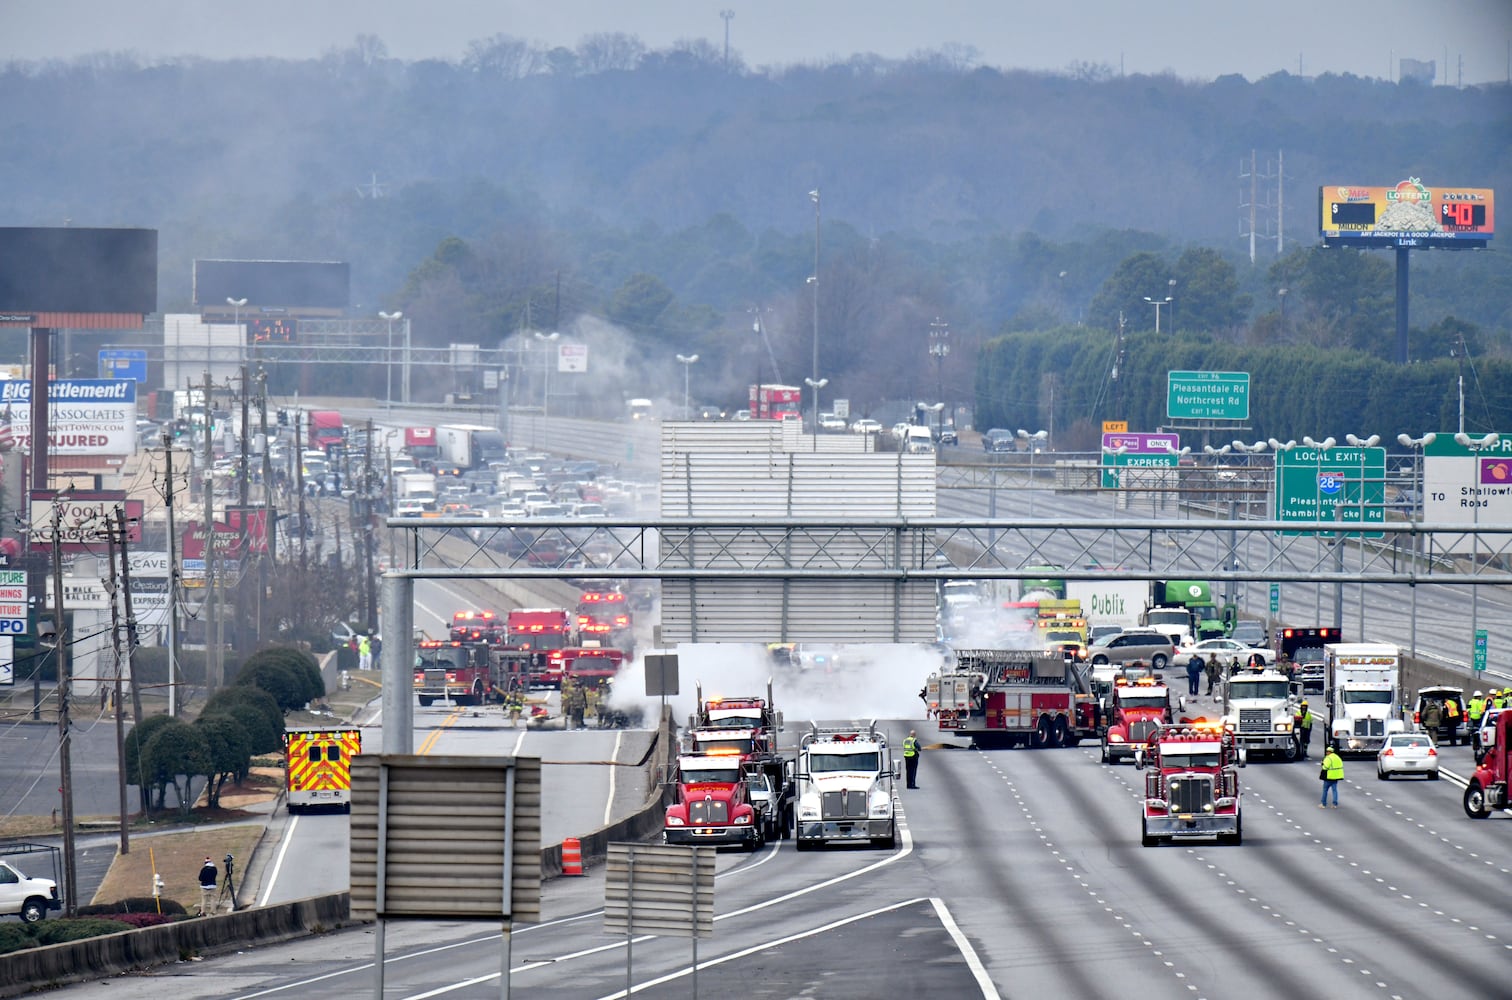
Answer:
[0, 857, 61, 923]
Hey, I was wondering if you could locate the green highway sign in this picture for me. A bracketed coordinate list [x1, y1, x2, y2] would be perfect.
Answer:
[1100, 451, 1178, 489]
[1274, 446, 1387, 537]
[1473, 629, 1487, 672]
[1269, 584, 1279, 615]
[1167, 371, 1251, 421]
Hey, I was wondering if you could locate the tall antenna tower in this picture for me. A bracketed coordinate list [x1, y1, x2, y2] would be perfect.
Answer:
[719, 10, 734, 70]
[356, 173, 387, 199]
[1238, 150, 1261, 265]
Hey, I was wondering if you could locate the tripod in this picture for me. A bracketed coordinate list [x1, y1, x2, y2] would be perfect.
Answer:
[216, 861, 238, 913]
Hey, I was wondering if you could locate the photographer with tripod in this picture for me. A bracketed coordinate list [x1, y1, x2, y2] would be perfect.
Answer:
[197, 854, 237, 916]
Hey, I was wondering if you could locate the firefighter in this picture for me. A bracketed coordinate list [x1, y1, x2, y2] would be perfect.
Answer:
[1204, 657, 1220, 697]
[902, 730, 921, 789]
[562, 679, 587, 730]
[583, 683, 601, 725]
[505, 687, 525, 727]
[1469, 690, 1486, 728]
[1295, 700, 1314, 758]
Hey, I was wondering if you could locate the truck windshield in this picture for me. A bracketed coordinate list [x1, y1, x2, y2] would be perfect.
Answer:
[808, 751, 880, 773]
[1120, 695, 1168, 710]
[1229, 681, 1288, 700]
[1161, 752, 1221, 769]
[680, 768, 739, 785]
[1146, 610, 1188, 624]
[695, 737, 755, 755]
[1342, 689, 1394, 705]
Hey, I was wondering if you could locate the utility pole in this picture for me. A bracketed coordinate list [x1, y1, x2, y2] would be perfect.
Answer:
[258, 368, 273, 646]
[296, 413, 308, 573]
[162, 432, 179, 718]
[202, 368, 220, 692]
[50, 501, 78, 916]
[238, 365, 251, 508]
[363, 419, 377, 629]
[104, 514, 129, 855]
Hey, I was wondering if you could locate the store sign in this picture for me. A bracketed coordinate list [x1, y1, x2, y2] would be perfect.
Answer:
[0, 379, 138, 454]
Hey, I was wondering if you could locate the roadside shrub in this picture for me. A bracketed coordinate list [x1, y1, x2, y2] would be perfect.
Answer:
[0, 923, 37, 955]
[238, 646, 325, 705]
[80, 896, 188, 916]
[34, 918, 135, 945]
[92, 912, 177, 929]
[202, 684, 284, 740]
[234, 659, 303, 712]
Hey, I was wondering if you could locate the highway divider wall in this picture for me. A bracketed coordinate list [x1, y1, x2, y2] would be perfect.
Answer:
[0, 893, 353, 998]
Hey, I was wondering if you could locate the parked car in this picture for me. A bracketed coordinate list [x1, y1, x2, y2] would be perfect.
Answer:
[1088, 629, 1177, 671]
[1410, 686, 1468, 746]
[850, 418, 882, 435]
[1230, 620, 1268, 647]
[1177, 637, 1274, 671]
[0, 857, 60, 923]
[1376, 732, 1439, 780]
[818, 412, 848, 432]
[937, 425, 958, 446]
[982, 428, 1016, 453]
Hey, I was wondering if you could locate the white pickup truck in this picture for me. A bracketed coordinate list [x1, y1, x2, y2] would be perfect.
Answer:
[0, 857, 61, 923]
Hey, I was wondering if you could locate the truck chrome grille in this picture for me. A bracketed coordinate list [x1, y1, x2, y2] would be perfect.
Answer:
[1167, 776, 1214, 815]
[423, 669, 448, 686]
[1131, 720, 1158, 744]
[821, 790, 868, 820]
[1238, 708, 1270, 733]
[1353, 718, 1385, 737]
[689, 800, 728, 825]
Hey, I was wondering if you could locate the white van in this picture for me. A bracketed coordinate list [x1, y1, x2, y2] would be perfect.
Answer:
[904, 425, 936, 454]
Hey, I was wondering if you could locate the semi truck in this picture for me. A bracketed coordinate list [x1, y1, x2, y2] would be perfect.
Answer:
[1136, 723, 1245, 846]
[930, 648, 1095, 749]
[1221, 668, 1300, 760]
[1100, 676, 1175, 764]
[748, 383, 803, 420]
[438, 423, 508, 471]
[403, 426, 441, 467]
[307, 410, 345, 452]
[283, 728, 361, 813]
[663, 752, 767, 850]
[793, 725, 897, 850]
[1145, 580, 1232, 642]
[1325, 642, 1404, 755]
[1463, 710, 1511, 819]
[1067, 578, 1146, 638]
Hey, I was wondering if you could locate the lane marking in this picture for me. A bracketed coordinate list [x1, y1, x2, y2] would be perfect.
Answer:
[932, 897, 1001, 999]
[256, 813, 299, 908]
[604, 729, 624, 827]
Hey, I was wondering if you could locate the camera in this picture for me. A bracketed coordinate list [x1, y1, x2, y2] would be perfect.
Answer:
[224, 854, 234, 863]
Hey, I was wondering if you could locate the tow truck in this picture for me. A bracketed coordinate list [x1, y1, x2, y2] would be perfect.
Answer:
[1463, 709, 1511, 819]
[1100, 675, 1175, 764]
[930, 649, 1092, 748]
[1221, 666, 1301, 760]
[1136, 723, 1245, 846]
[684, 683, 792, 833]
[663, 750, 766, 850]
[793, 725, 897, 850]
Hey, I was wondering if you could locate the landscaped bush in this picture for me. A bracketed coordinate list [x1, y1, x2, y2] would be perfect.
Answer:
[80, 896, 188, 916]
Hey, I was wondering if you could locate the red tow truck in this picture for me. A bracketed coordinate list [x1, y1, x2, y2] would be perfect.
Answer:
[682, 684, 793, 840]
[663, 750, 767, 850]
[1100, 676, 1175, 764]
[1463, 710, 1511, 819]
[930, 649, 1093, 748]
[1136, 723, 1245, 846]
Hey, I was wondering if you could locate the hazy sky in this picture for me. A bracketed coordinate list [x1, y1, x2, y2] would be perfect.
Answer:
[5, 0, 1511, 85]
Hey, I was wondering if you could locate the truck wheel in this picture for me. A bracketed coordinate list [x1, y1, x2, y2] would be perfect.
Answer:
[1031, 717, 1049, 748]
[19, 898, 46, 924]
[1050, 717, 1069, 748]
[1225, 815, 1243, 846]
[1100, 740, 1112, 764]
[795, 837, 815, 852]
[873, 822, 896, 850]
[1140, 817, 1155, 848]
[1464, 781, 1492, 819]
[1282, 739, 1299, 762]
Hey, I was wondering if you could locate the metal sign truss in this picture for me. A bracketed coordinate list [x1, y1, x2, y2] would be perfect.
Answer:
[389, 516, 1512, 586]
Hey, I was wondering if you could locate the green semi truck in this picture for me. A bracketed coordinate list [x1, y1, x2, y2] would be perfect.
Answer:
[1144, 580, 1234, 642]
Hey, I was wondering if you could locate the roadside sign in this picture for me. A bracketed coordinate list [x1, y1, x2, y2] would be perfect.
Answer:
[1167, 371, 1250, 421]
[1274, 446, 1386, 536]
[1473, 630, 1487, 672]
[1100, 451, 1177, 489]
[1421, 433, 1512, 554]
[98, 349, 149, 382]
[1269, 584, 1279, 615]
[1102, 420, 1128, 434]
[1102, 432, 1178, 454]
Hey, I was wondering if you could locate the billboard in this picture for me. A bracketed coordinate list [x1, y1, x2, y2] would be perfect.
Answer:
[193, 259, 350, 310]
[1319, 180, 1494, 248]
[27, 492, 144, 552]
[0, 227, 157, 315]
[1, 379, 138, 454]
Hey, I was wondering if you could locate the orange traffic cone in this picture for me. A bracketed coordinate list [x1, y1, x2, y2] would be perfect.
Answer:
[562, 837, 583, 876]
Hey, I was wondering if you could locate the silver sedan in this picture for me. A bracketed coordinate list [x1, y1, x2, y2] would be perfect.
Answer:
[1177, 637, 1275, 670]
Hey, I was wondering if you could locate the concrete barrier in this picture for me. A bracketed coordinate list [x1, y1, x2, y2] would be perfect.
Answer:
[0, 893, 353, 998]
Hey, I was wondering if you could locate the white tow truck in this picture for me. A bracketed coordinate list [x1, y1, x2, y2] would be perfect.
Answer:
[793, 725, 897, 850]
[1221, 668, 1300, 761]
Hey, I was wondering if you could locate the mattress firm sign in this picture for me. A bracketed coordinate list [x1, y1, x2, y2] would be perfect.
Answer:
[0, 379, 138, 454]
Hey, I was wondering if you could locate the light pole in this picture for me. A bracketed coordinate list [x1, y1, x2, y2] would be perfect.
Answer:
[805, 377, 829, 450]
[1018, 429, 1048, 516]
[1143, 294, 1171, 333]
[1396, 432, 1436, 658]
[809, 188, 821, 434]
[533, 331, 559, 449]
[1455, 431, 1499, 681]
[1166, 279, 1178, 332]
[1206, 444, 1238, 607]
[1301, 435, 1344, 629]
[676, 354, 699, 419]
[1345, 433, 1381, 638]
[1231, 439, 1272, 629]
[1277, 287, 1288, 335]
[1156, 441, 1191, 514]
[928, 317, 950, 427]
[225, 297, 246, 381]
[380, 311, 402, 412]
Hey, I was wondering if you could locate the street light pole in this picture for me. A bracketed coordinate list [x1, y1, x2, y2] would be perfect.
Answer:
[1396, 432, 1436, 659]
[1232, 439, 1272, 630]
[1018, 429, 1047, 516]
[1345, 433, 1382, 637]
[809, 188, 820, 434]
[676, 354, 699, 419]
[1456, 431, 1500, 680]
[929, 317, 950, 431]
[380, 311, 402, 412]
[532, 331, 559, 449]
[1143, 294, 1172, 333]
[805, 377, 828, 451]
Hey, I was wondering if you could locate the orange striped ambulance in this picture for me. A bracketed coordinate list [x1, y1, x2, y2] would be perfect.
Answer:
[283, 728, 362, 813]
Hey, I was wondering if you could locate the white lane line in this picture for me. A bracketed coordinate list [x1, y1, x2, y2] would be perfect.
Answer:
[589, 897, 933, 1000]
[511, 727, 527, 758]
[256, 813, 299, 908]
[932, 897, 1001, 999]
[604, 729, 624, 827]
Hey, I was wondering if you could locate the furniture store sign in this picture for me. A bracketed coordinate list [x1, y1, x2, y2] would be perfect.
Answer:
[0, 379, 138, 454]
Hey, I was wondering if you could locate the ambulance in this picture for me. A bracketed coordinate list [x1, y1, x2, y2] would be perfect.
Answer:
[283, 728, 362, 813]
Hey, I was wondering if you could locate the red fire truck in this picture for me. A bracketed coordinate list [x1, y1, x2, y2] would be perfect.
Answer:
[413, 640, 496, 707]
[748, 383, 803, 420]
[929, 649, 1093, 748]
[506, 608, 574, 686]
[1136, 723, 1245, 846]
[575, 590, 633, 648]
[450, 609, 506, 644]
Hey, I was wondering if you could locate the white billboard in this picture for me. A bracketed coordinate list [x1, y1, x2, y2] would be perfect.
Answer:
[558, 343, 588, 373]
[1422, 434, 1512, 554]
[0, 379, 138, 454]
